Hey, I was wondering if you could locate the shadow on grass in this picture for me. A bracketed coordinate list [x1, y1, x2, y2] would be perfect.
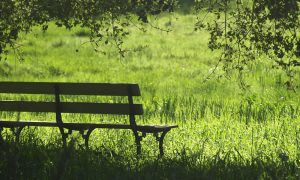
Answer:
[0, 138, 299, 180]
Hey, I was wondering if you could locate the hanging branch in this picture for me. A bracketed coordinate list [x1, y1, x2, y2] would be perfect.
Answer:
[195, 0, 299, 90]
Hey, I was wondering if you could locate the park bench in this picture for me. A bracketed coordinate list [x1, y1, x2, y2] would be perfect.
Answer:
[0, 82, 178, 156]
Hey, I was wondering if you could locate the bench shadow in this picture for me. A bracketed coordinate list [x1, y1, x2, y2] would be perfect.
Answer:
[0, 140, 297, 180]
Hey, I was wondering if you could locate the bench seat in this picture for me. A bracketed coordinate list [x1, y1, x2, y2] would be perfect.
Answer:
[0, 120, 178, 133]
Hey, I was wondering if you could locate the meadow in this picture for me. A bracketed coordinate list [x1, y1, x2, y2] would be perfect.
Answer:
[0, 12, 300, 179]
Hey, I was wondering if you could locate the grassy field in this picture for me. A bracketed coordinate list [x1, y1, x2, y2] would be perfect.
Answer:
[0, 13, 300, 179]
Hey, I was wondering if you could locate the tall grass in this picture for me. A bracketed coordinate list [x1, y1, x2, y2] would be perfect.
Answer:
[0, 14, 299, 179]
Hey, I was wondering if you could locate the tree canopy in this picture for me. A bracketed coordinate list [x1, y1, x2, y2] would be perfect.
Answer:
[0, 0, 299, 88]
[0, 0, 174, 59]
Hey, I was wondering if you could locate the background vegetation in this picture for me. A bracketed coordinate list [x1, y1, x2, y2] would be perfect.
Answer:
[0, 1, 299, 180]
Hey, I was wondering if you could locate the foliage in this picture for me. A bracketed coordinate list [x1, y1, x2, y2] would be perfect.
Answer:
[1, 0, 299, 89]
[195, 0, 300, 89]
[0, 0, 175, 59]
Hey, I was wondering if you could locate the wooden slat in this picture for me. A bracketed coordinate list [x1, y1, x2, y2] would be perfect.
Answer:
[0, 121, 58, 127]
[0, 82, 141, 96]
[61, 102, 143, 115]
[0, 121, 177, 132]
[53, 123, 178, 133]
[0, 101, 143, 115]
[0, 101, 56, 112]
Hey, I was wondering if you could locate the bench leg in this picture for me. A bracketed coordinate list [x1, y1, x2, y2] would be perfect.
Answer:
[80, 128, 95, 149]
[0, 127, 3, 144]
[135, 133, 142, 155]
[61, 129, 72, 147]
[133, 131, 146, 155]
[10, 126, 25, 143]
[62, 134, 67, 147]
[154, 129, 171, 158]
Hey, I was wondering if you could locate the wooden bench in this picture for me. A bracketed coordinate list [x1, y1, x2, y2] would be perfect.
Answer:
[0, 82, 178, 156]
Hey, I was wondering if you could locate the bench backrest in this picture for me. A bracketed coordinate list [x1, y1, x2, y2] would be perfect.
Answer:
[0, 82, 143, 126]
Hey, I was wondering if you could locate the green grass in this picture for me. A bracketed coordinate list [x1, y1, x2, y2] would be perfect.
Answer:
[0, 14, 300, 179]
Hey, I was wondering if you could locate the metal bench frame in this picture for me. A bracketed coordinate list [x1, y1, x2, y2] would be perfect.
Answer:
[0, 82, 178, 156]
